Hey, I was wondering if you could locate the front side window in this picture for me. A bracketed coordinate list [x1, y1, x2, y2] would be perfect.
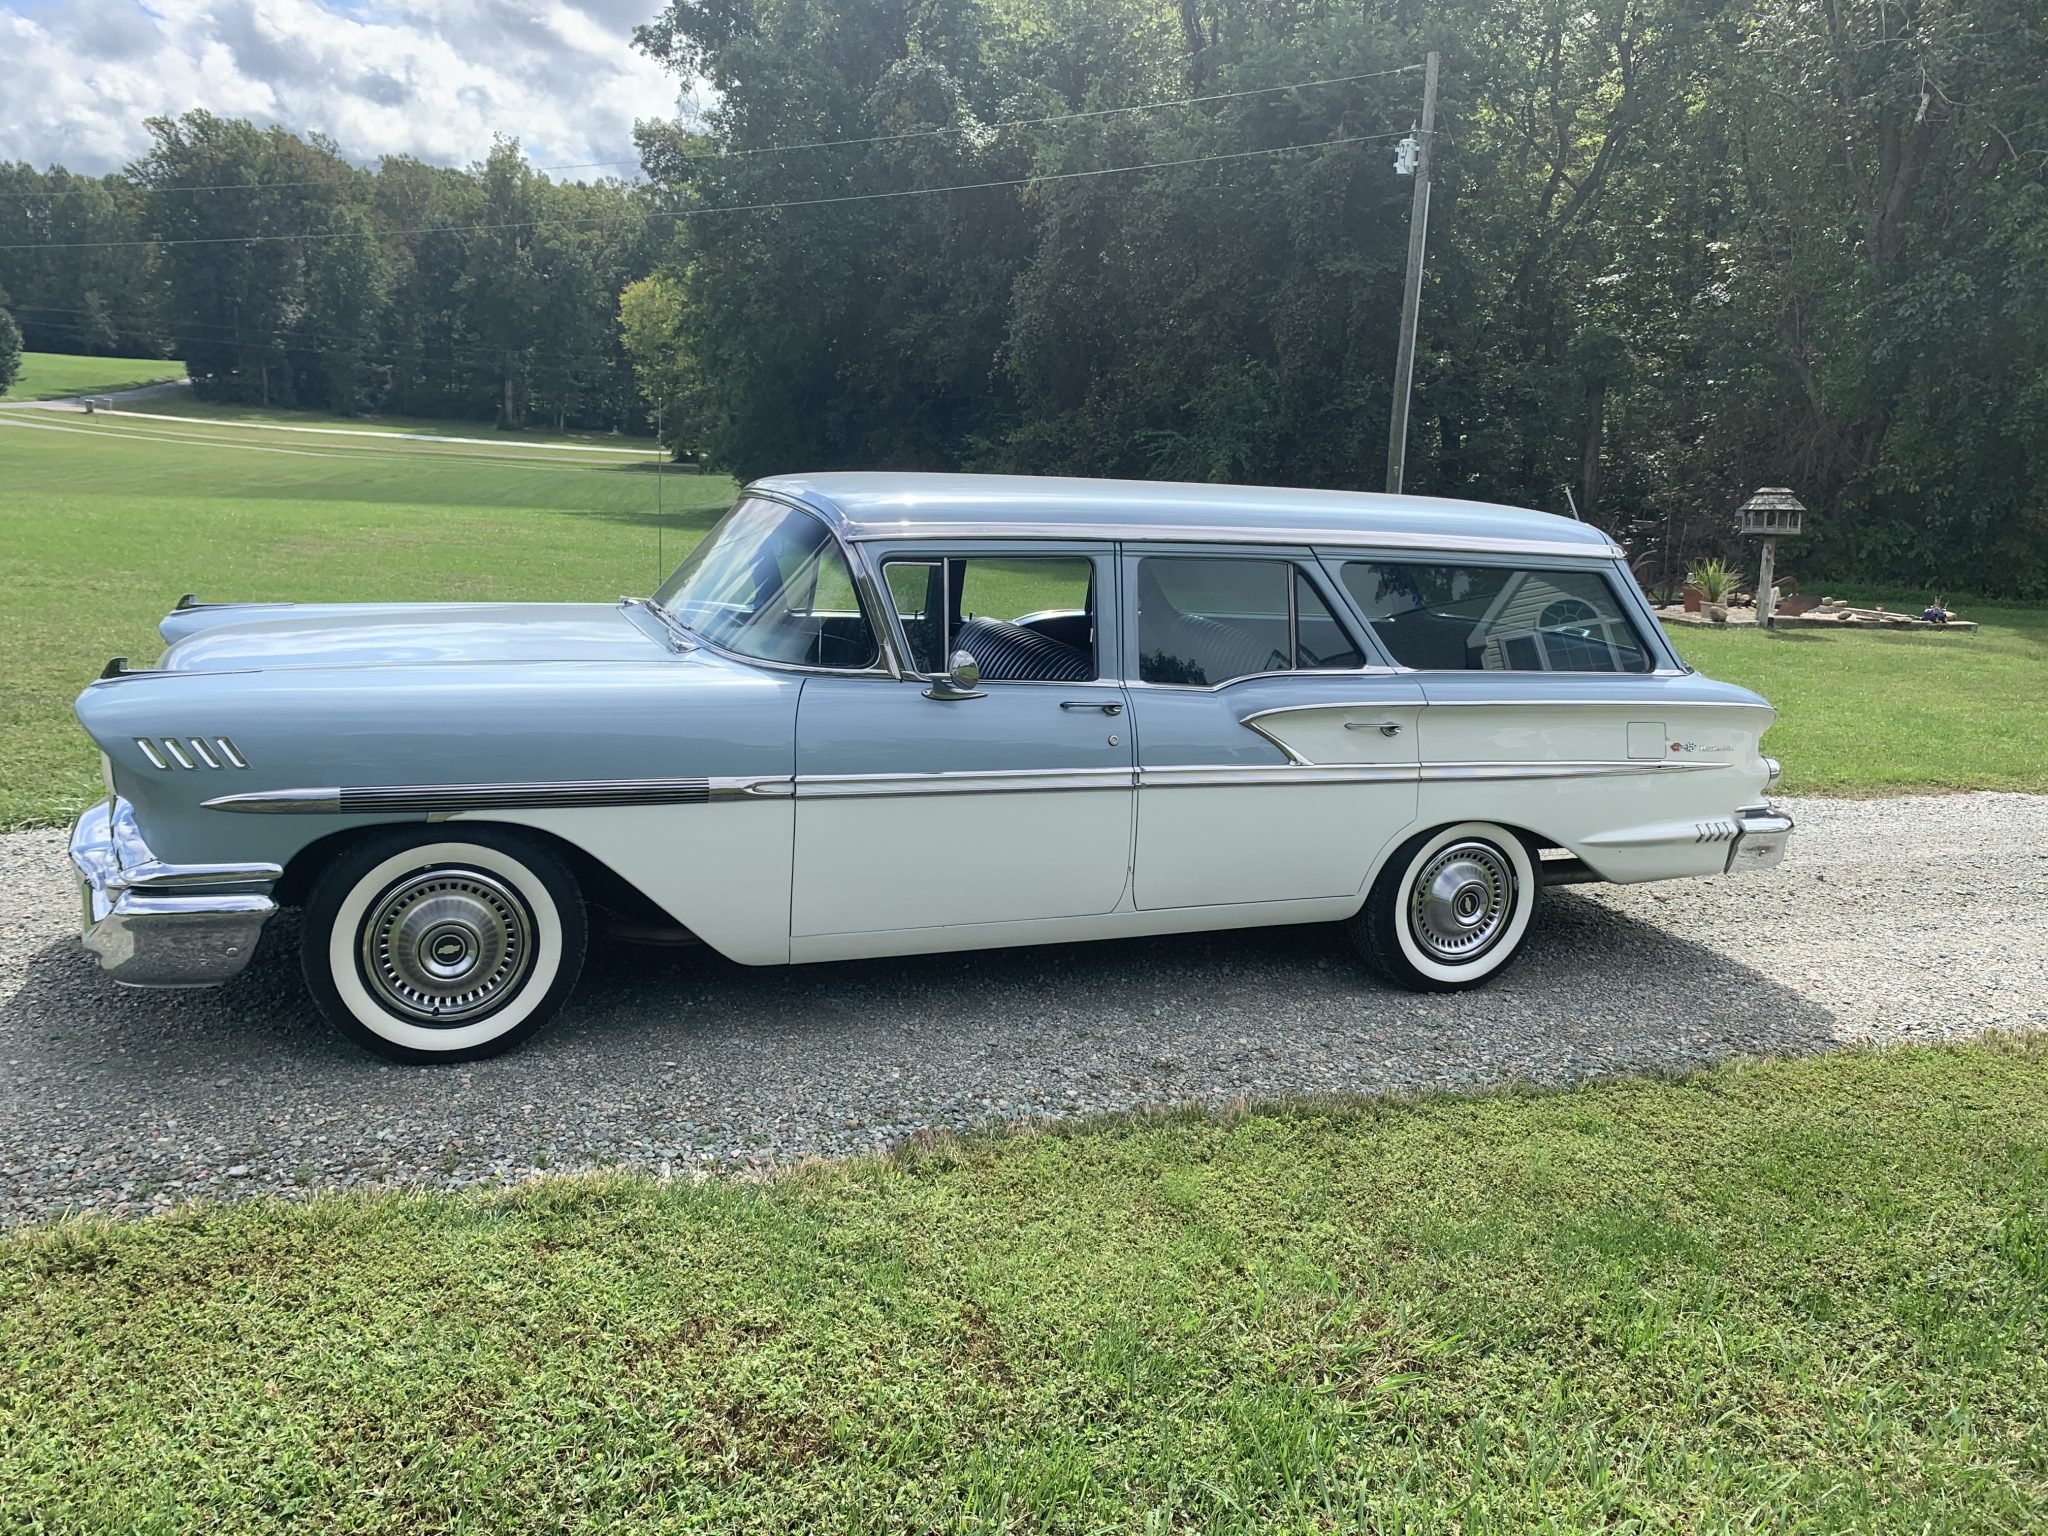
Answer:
[1340, 561, 1652, 673]
[1137, 557, 1363, 685]
[882, 555, 1096, 682]
[653, 497, 878, 669]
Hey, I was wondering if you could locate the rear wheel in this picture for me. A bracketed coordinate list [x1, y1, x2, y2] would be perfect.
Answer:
[1350, 822, 1537, 991]
[301, 827, 587, 1063]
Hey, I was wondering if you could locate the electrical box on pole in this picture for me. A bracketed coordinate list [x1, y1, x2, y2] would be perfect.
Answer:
[1385, 51, 1439, 496]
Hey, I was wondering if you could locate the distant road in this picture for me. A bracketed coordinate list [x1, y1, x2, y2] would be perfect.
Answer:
[0, 380, 650, 456]
[0, 378, 195, 412]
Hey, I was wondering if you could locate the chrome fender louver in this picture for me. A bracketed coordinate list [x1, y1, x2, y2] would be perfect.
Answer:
[136, 737, 249, 770]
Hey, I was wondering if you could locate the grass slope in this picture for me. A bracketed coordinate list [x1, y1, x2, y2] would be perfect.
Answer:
[4, 1040, 2045, 1531]
[0, 411, 734, 829]
[2, 350, 187, 400]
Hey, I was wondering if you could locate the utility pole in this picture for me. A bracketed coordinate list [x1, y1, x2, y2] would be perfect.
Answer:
[1385, 50, 1439, 496]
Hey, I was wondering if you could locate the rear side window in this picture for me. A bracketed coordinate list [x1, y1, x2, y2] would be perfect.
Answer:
[1137, 558, 1362, 685]
[1341, 562, 1653, 673]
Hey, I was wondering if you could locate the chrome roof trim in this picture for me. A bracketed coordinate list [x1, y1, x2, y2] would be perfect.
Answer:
[840, 522, 1623, 559]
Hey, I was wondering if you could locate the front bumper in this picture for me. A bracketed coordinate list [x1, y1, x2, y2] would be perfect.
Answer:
[69, 796, 281, 987]
[1726, 803, 1795, 873]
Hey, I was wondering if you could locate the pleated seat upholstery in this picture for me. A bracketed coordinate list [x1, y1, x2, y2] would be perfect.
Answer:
[952, 616, 1093, 682]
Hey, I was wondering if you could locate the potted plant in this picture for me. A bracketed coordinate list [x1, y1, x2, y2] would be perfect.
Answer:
[1685, 559, 1736, 623]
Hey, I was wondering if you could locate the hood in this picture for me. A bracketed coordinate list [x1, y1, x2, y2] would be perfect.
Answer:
[156, 601, 669, 672]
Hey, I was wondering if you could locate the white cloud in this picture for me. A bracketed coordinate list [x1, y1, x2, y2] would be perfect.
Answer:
[0, 0, 681, 176]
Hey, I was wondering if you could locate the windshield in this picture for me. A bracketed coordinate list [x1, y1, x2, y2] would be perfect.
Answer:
[652, 497, 878, 669]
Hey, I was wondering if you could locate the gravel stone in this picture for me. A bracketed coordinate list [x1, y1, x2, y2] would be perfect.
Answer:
[2, 793, 2043, 1226]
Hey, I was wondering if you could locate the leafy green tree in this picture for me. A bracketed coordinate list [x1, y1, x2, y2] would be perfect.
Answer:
[0, 294, 22, 394]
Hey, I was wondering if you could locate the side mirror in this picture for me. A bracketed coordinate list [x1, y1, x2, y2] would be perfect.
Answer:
[922, 648, 985, 701]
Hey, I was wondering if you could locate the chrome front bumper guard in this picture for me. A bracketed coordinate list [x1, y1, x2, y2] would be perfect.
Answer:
[1726, 803, 1795, 873]
[69, 797, 280, 987]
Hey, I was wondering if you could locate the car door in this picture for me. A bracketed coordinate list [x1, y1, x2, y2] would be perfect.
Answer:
[1120, 546, 1423, 909]
[790, 543, 1135, 940]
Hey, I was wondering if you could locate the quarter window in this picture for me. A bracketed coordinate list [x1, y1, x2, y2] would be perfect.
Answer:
[1137, 558, 1363, 686]
[1340, 562, 1652, 673]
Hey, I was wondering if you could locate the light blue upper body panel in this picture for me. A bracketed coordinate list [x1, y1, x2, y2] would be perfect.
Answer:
[753, 473, 1622, 557]
[158, 602, 664, 670]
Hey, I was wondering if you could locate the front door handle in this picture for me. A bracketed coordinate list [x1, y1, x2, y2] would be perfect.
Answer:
[1345, 719, 1404, 737]
[1061, 699, 1123, 716]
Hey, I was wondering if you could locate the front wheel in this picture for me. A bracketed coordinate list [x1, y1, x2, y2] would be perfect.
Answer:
[301, 827, 587, 1063]
[1349, 822, 1537, 992]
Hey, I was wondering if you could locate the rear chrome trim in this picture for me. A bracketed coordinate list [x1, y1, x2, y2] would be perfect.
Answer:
[204, 776, 795, 814]
[1726, 804, 1795, 873]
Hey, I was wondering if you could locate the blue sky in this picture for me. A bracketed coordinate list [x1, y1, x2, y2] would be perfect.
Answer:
[0, 0, 684, 175]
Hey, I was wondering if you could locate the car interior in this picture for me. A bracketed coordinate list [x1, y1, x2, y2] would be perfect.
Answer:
[1136, 558, 1364, 686]
[886, 557, 1097, 682]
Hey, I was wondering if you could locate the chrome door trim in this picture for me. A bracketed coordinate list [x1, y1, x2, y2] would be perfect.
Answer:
[204, 776, 797, 814]
[794, 767, 1134, 799]
[204, 754, 1731, 816]
[1139, 765, 1418, 789]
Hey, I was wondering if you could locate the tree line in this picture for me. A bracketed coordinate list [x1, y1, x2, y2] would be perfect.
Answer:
[0, 119, 660, 432]
[3, 0, 2045, 595]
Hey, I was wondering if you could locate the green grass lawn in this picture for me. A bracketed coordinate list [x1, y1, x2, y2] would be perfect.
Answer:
[2, 349, 188, 400]
[1662, 603, 2048, 795]
[0, 410, 734, 829]
[4, 1039, 2044, 1531]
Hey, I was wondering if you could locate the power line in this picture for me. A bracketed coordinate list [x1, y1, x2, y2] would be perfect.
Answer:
[1, 130, 1405, 253]
[0, 65, 1421, 203]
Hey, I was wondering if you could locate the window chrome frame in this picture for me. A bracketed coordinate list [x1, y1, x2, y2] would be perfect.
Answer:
[858, 539, 1117, 688]
[1314, 548, 1689, 678]
[1119, 544, 1387, 691]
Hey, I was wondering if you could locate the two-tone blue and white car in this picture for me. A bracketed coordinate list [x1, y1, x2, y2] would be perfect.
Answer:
[69, 474, 1792, 1061]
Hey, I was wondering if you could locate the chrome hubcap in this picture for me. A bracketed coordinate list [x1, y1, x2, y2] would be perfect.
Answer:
[359, 868, 534, 1024]
[1408, 840, 1516, 965]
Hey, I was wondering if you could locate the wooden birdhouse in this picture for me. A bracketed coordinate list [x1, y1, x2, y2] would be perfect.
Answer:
[1737, 487, 1806, 538]
[1737, 487, 1806, 626]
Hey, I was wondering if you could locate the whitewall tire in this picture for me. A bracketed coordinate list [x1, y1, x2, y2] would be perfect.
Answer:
[1350, 822, 1537, 992]
[302, 827, 587, 1063]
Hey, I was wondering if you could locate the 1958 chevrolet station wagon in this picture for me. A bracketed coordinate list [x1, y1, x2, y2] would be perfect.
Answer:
[69, 473, 1792, 1062]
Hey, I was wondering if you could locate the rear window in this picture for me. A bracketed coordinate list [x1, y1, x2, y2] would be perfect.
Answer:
[1340, 562, 1653, 673]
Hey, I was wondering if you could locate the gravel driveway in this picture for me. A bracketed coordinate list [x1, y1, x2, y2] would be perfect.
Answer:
[3, 792, 2043, 1226]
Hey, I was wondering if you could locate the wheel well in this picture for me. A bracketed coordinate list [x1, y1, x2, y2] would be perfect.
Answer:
[272, 820, 675, 926]
[1357, 819, 1559, 905]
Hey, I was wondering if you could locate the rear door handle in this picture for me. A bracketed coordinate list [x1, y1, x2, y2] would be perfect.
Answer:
[1061, 699, 1123, 715]
[1345, 719, 1404, 736]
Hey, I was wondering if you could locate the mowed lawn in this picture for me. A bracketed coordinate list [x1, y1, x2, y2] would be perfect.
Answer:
[1, 349, 188, 400]
[1667, 608, 2048, 795]
[0, 410, 734, 828]
[5, 1040, 2046, 1531]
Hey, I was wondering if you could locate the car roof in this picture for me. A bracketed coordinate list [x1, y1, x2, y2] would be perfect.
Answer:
[749, 472, 1621, 559]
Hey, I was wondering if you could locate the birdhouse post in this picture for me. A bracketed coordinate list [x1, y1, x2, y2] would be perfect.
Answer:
[1736, 488, 1806, 627]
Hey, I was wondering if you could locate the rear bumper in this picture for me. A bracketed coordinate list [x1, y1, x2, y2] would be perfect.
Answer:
[1726, 803, 1794, 873]
[69, 797, 280, 987]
